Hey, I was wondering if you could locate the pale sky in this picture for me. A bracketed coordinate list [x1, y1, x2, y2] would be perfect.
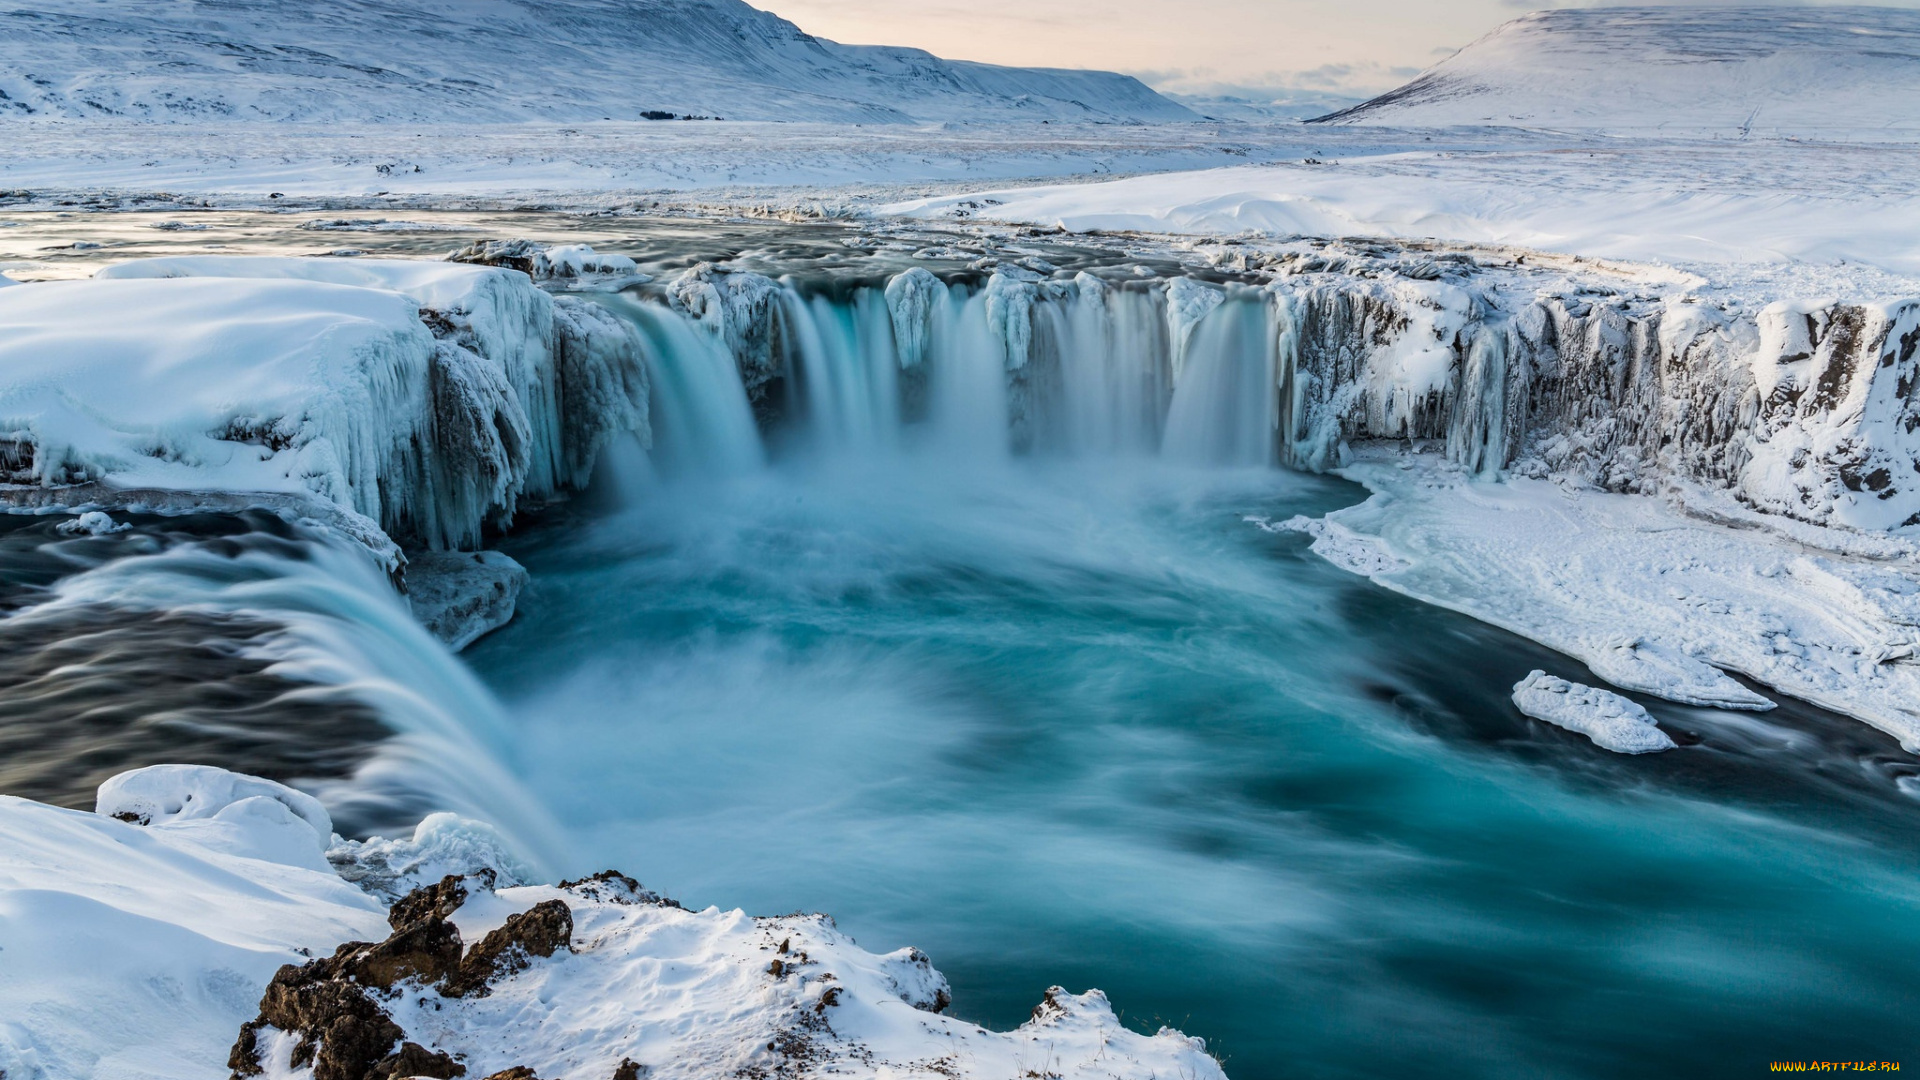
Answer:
[762, 0, 1920, 99]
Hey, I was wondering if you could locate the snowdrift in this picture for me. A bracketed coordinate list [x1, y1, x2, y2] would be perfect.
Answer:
[1316, 6, 1920, 140]
[0, 0, 1193, 125]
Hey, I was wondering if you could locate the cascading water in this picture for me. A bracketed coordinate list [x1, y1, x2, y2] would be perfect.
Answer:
[460, 263, 1920, 1078]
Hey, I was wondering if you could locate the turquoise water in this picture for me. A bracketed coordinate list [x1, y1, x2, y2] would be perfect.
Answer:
[471, 450, 1920, 1079]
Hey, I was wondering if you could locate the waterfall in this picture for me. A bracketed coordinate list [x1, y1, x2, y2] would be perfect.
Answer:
[1162, 293, 1280, 467]
[592, 293, 764, 479]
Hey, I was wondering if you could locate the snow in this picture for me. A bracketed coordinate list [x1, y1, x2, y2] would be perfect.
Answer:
[96, 765, 335, 854]
[0, 777, 386, 1080]
[1272, 455, 1920, 752]
[1318, 7, 1920, 140]
[888, 154, 1920, 277]
[0, 253, 652, 551]
[55, 509, 128, 535]
[0, 0, 1190, 126]
[1511, 671, 1677, 755]
[1, 766, 1224, 1080]
[0, 275, 443, 521]
[363, 883, 1228, 1080]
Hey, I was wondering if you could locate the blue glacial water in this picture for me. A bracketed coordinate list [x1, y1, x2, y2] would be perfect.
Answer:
[470, 446, 1920, 1079]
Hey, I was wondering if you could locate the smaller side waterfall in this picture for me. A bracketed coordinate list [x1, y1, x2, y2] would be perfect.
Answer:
[1162, 293, 1280, 467]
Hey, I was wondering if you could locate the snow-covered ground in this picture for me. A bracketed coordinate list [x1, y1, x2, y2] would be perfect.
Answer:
[888, 141, 1920, 276]
[0, 765, 1227, 1080]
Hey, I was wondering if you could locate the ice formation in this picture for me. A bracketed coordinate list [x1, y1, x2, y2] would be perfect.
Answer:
[0, 765, 1225, 1080]
[0, 253, 652, 552]
[1510, 671, 1677, 755]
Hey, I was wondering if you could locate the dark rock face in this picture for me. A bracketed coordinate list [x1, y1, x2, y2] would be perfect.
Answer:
[450, 900, 574, 997]
[227, 874, 572, 1080]
[448, 240, 550, 280]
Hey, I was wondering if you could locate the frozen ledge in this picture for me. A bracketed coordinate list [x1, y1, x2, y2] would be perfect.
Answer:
[0, 766, 1225, 1080]
[1271, 452, 1920, 753]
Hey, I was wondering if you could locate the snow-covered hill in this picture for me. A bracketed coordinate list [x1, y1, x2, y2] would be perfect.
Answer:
[0, 0, 1194, 125]
[1315, 6, 1920, 140]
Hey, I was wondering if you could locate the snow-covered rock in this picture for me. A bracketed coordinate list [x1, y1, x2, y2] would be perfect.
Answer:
[0, 0, 1192, 126]
[404, 549, 529, 651]
[1511, 670, 1677, 754]
[0, 766, 1225, 1080]
[1316, 7, 1920, 140]
[232, 871, 1230, 1080]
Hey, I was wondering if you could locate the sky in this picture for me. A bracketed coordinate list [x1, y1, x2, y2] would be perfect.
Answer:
[762, 0, 1920, 100]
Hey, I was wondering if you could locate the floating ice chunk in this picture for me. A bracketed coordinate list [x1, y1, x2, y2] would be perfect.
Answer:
[55, 510, 128, 536]
[1513, 670, 1677, 754]
[96, 764, 334, 850]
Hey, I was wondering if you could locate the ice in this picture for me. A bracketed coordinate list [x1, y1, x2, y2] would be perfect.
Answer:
[329, 812, 540, 903]
[0, 256, 652, 552]
[883, 266, 942, 371]
[0, 275, 443, 530]
[1511, 671, 1677, 755]
[1287, 455, 1920, 751]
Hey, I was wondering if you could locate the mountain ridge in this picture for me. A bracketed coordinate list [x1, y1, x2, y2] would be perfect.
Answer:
[1312, 5, 1920, 139]
[0, 0, 1196, 125]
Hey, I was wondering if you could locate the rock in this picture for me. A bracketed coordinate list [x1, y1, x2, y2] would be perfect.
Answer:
[405, 549, 528, 651]
[449, 900, 574, 997]
[228, 876, 573, 1080]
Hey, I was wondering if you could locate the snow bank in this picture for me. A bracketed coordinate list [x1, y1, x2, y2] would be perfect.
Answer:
[888, 164, 1920, 277]
[1, 766, 1224, 1080]
[1511, 671, 1677, 754]
[0, 276, 449, 531]
[0, 776, 385, 1080]
[1280, 455, 1920, 751]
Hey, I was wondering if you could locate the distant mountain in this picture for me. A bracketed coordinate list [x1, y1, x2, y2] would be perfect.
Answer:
[0, 0, 1196, 125]
[1313, 6, 1920, 139]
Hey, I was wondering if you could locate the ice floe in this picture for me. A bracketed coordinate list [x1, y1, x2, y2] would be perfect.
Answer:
[1511, 671, 1677, 755]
